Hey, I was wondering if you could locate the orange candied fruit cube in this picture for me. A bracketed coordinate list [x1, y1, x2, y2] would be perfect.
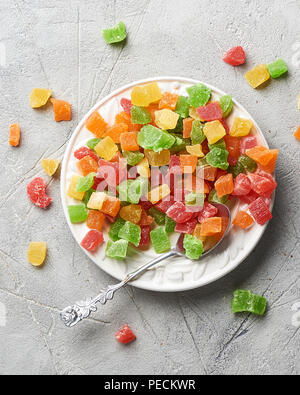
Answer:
[233, 211, 254, 229]
[120, 132, 139, 151]
[120, 204, 142, 224]
[183, 118, 194, 138]
[159, 92, 179, 110]
[294, 126, 300, 141]
[85, 111, 107, 138]
[200, 217, 222, 237]
[224, 135, 240, 159]
[215, 173, 234, 198]
[180, 155, 198, 174]
[9, 123, 21, 147]
[87, 210, 105, 231]
[139, 208, 155, 226]
[115, 111, 142, 132]
[258, 149, 278, 173]
[77, 155, 99, 176]
[246, 146, 274, 166]
[50, 98, 72, 122]
[197, 165, 217, 182]
[103, 122, 128, 143]
[147, 103, 160, 123]
[101, 195, 120, 217]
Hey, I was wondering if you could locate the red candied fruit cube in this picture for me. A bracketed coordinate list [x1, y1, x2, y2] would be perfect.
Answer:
[80, 230, 104, 252]
[196, 102, 223, 122]
[155, 196, 175, 213]
[120, 98, 132, 115]
[248, 197, 272, 225]
[175, 218, 198, 234]
[169, 155, 181, 173]
[223, 46, 246, 66]
[97, 159, 127, 186]
[220, 119, 230, 134]
[239, 190, 259, 204]
[232, 173, 252, 196]
[139, 225, 151, 247]
[74, 146, 98, 162]
[198, 202, 218, 223]
[166, 201, 194, 224]
[248, 173, 277, 198]
[27, 177, 52, 209]
[139, 199, 153, 211]
[115, 324, 136, 344]
[240, 136, 257, 154]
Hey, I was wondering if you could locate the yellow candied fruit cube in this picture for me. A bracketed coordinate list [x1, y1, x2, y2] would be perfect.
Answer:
[87, 192, 106, 210]
[41, 158, 60, 176]
[203, 120, 226, 145]
[144, 149, 170, 166]
[27, 242, 47, 267]
[147, 184, 170, 205]
[189, 107, 203, 121]
[186, 144, 204, 157]
[137, 157, 150, 178]
[230, 117, 253, 137]
[30, 88, 52, 108]
[131, 83, 162, 107]
[94, 136, 118, 161]
[245, 64, 270, 89]
[154, 109, 179, 130]
[67, 175, 85, 201]
[146, 83, 162, 103]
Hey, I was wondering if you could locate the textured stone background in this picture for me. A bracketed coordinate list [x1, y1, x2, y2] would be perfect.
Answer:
[0, 0, 300, 375]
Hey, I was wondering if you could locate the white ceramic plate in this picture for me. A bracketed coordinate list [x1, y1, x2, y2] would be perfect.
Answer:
[61, 77, 274, 292]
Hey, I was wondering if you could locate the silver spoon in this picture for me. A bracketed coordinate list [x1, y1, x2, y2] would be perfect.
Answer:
[60, 203, 231, 327]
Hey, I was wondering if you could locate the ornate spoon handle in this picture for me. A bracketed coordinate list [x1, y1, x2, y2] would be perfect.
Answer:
[60, 250, 178, 327]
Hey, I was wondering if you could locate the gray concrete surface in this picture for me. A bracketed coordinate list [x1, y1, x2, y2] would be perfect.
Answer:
[0, 0, 299, 375]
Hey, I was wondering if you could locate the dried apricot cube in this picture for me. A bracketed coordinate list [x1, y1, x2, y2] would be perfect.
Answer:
[50, 98, 71, 122]
[245, 64, 270, 88]
[94, 136, 118, 161]
[233, 211, 254, 229]
[9, 123, 21, 147]
[30, 88, 52, 108]
[27, 242, 47, 267]
[120, 132, 139, 151]
[86, 111, 107, 138]
[159, 92, 178, 110]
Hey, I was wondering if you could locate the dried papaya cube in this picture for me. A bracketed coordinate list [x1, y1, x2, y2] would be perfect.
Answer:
[144, 149, 170, 167]
[267, 59, 288, 79]
[94, 136, 118, 161]
[68, 204, 88, 223]
[223, 46, 246, 66]
[102, 21, 127, 44]
[159, 92, 178, 110]
[101, 195, 121, 217]
[232, 173, 251, 196]
[87, 210, 105, 231]
[203, 121, 226, 144]
[86, 111, 107, 138]
[81, 230, 104, 252]
[248, 173, 277, 197]
[77, 155, 98, 176]
[137, 157, 151, 177]
[155, 109, 179, 130]
[87, 192, 106, 210]
[131, 83, 162, 107]
[230, 118, 253, 137]
[50, 98, 71, 122]
[147, 184, 171, 205]
[180, 155, 198, 173]
[200, 217, 223, 236]
[150, 227, 171, 254]
[183, 234, 204, 260]
[219, 95, 233, 118]
[215, 173, 234, 198]
[103, 123, 128, 143]
[9, 123, 21, 147]
[41, 158, 60, 176]
[294, 126, 300, 141]
[224, 135, 240, 159]
[245, 64, 270, 88]
[245, 146, 273, 166]
[118, 221, 141, 246]
[30, 88, 52, 108]
[106, 239, 128, 260]
[258, 149, 278, 173]
[182, 117, 194, 138]
[196, 102, 223, 122]
[233, 211, 254, 229]
[131, 106, 152, 124]
[186, 144, 204, 157]
[27, 242, 47, 267]
[120, 204, 142, 224]
[115, 111, 131, 127]
[120, 132, 139, 151]
[186, 83, 211, 107]
[67, 175, 85, 200]
[27, 177, 52, 209]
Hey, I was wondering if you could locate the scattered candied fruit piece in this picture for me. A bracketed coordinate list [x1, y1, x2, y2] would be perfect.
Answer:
[94, 136, 118, 161]
[30, 88, 52, 108]
[81, 230, 104, 252]
[115, 324, 136, 344]
[9, 123, 21, 147]
[144, 149, 170, 167]
[186, 144, 204, 157]
[101, 195, 121, 217]
[27, 177, 52, 209]
[182, 117, 194, 138]
[120, 204, 142, 224]
[258, 149, 278, 173]
[180, 155, 198, 173]
[155, 109, 179, 130]
[246, 146, 274, 166]
[293, 126, 300, 141]
[203, 120, 226, 145]
[41, 159, 60, 176]
[267, 59, 288, 79]
[233, 211, 254, 229]
[102, 21, 127, 44]
[87, 192, 106, 210]
[27, 242, 47, 267]
[50, 98, 72, 122]
[248, 197, 272, 225]
[85, 111, 107, 138]
[245, 64, 270, 89]
[183, 234, 204, 260]
[150, 227, 171, 254]
[131, 83, 162, 107]
[223, 46, 246, 66]
[159, 92, 178, 110]
[196, 102, 223, 122]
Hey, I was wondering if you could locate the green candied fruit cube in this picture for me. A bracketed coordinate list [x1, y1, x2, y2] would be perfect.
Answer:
[228, 162, 246, 178]
[185, 192, 205, 208]
[83, 188, 95, 206]
[102, 21, 127, 44]
[219, 95, 233, 118]
[175, 96, 190, 118]
[208, 189, 229, 205]
[118, 221, 141, 247]
[170, 134, 190, 154]
[87, 138, 101, 150]
[118, 180, 135, 203]
[68, 204, 88, 223]
[148, 207, 166, 225]
[197, 157, 207, 167]
[118, 178, 148, 204]
[231, 290, 267, 316]
[76, 173, 96, 192]
[238, 155, 257, 173]
[106, 239, 129, 260]
[122, 151, 144, 166]
[191, 120, 206, 145]
[206, 148, 229, 170]
[208, 138, 226, 151]
[186, 83, 211, 108]
[108, 217, 126, 241]
[167, 117, 183, 134]
[150, 227, 171, 254]
[267, 58, 288, 79]
[138, 125, 175, 153]
[183, 234, 204, 260]
[165, 216, 176, 234]
[131, 106, 152, 125]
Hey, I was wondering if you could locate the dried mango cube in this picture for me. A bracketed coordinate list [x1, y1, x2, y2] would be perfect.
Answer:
[77, 155, 98, 176]
[41, 159, 60, 176]
[267, 59, 288, 79]
[186, 144, 204, 157]
[131, 106, 152, 124]
[144, 149, 170, 167]
[203, 120, 226, 145]
[150, 227, 171, 254]
[200, 217, 222, 236]
[103, 123, 128, 143]
[50, 98, 72, 122]
[147, 184, 170, 205]
[118, 221, 141, 247]
[155, 109, 179, 130]
[120, 204, 142, 224]
[186, 83, 211, 107]
[245, 64, 270, 88]
[67, 175, 85, 200]
[131, 83, 162, 107]
[183, 234, 203, 260]
[68, 204, 88, 223]
[120, 132, 139, 151]
[102, 21, 127, 44]
[86, 111, 107, 138]
[27, 242, 47, 267]
[230, 117, 253, 137]
[138, 125, 175, 152]
[9, 123, 21, 147]
[30, 89, 52, 108]
[137, 157, 151, 178]
[94, 136, 118, 161]
[233, 211, 254, 229]
[87, 192, 106, 210]
[106, 239, 128, 260]
[159, 92, 178, 110]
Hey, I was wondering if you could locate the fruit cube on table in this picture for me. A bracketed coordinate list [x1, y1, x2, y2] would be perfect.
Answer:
[230, 118, 253, 137]
[159, 92, 178, 110]
[182, 117, 194, 138]
[87, 210, 105, 231]
[200, 217, 223, 236]
[81, 230, 104, 252]
[77, 155, 98, 176]
[248, 197, 272, 225]
[180, 155, 198, 173]
[131, 83, 162, 107]
[41, 158, 60, 176]
[9, 123, 21, 147]
[186, 144, 204, 157]
[166, 201, 193, 224]
[155, 109, 179, 130]
[103, 123, 128, 143]
[294, 126, 300, 141]
[175, 96, 190, 118]
[219, 95, 233, 118]
[232, 173, 251, 196]
[131, 106, 152, 124]
[148, 207, 166, 225]
[106, 239, 129, 260]
[175, 218, 198, 234]
[87, 191, 106, 210]
[257, 149, 278, 173]
[165, 215, 176, 234]
[267, 59, 288, 79]
[123, 151, 144, 166]
[144, 149, 170, 167]
[139, 225, 151, 247]
[198, 202, 218, 223]
[223, 46, 246, 66]
[85, 111, 108, 138]
[108, 218, 126, 241]
[30, 88, 52, 108]
[120, 204, 142, 224]
[231, 290, 267, 316]
[233, 211, 254, 229]
[120, 132, 139, 151]
[94, 136, 118, 161]
[68, 204, 88, 223]
[27, 177, 52, 209]
[147, 184, 170, 205]
[115, 324, 136, 344]
[186, 84, 211, 107]
[118, 221, 141, 247]
[27, 242, 47, 267]
[245, 146, 274, 166]
[50, 98, 71, 122]
[183, 234, 204, 260]
[196, 102, 223, 122]
[101, 195, 121, 217]
[215, 173, 234, 198]
[245, 64, 270, 88]
[137, 125, 175, 152]
[150, 227, 171, 254]
[203, 121, 226, 145]
[240, 136, 257, 154]
[206, 148, 229, 170]
[67, 175, 85, 200]
[102, 21, 127, 44]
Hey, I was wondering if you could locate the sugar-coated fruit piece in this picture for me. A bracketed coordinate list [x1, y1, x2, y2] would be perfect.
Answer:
[87, 191, 106, 210]
[76, 173, 96, 192]
[233, 211, 254, 229]
[122, 151, 144, 166]
[224, 135, 240, 159]
[103, 123, 128, 143]
[77, 155, 98, 176]
[206, 148, 229, 170]
[231, 290, 267, 316]
[131, 83, 162, 107]
[101, 195, 121, 217]
[139, 225, 151, 247]
[120, 132, 139, 151]
[85, 111, 107, 138]
[219, 95, 233, 118]
[175, 96, 190, 118]
[186, 84, 211, 107]
[230, 118, 253, 137]
[115, 324, 136, 344]
[245, 146, 273, 166]
[138, 125, 175, 152]
[41, 158, 60, 176]
[200, 217, 223, 236]
[87, 210, 105, 231]
[120, 204, 142, 224]
[165, 215, 176, 234]
[232, 173, 251, 196]
[106, 239, 128, 260]
[180, 155, 198, 174]
[147, 184, 170, 205]
[248, 173, 277, 197]
[155, 109, 179, 130]
[131, 106, 152, 124]
[121, 98, 132, 114]
[240, 136, 257, 154]
[294, 126, 300, 141]
[94, 136, 118, 161]
[203, 121, 226, 145]
[67, 175, 85, 200]
[108, 218, 125, 241]
[139, 208, 154, 226]
[183, 234, 204, 260]
[245, 64, 270, 88]
[198, 202, 218, 223]
[102, 21, 127, 44]
[50, 98, 71, 122]
[191, 120, 206, 145]
[118, 221, 141, 247]
[186, 144, 204, 157]
[68, 204, 88, 223]
[215, 173, 234, 198]
[182, 118, 194, 138]
[175, 218, 198, 234]
[166, 201, 194, 224]
[81, 230, 104, 252]
[144, 149, 170, 167]
[27, 177, 52, 209]
[196, 102, 223, 122]
[150, 227, 171, 254]
[9, 123, 21, 147]
[30, 88, 52, 108]
[27, 242, 47, 267]
[267, 59, 288, 79]
[148, 207, 166, 225]
[248, 197, 272, 225]
[159, 92, 178, 110]
[223, 46, 246, 66]
[257, 149, 278, 173]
